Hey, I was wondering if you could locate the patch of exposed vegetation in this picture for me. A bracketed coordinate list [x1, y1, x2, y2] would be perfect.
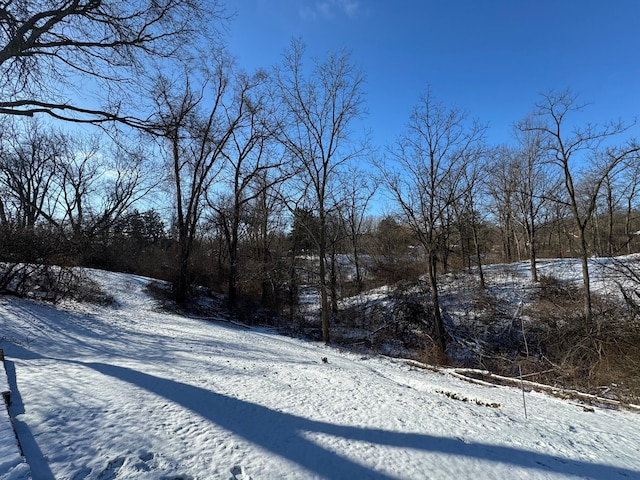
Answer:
[0, 263, 114, 305]
[435, 389, 501, 408]
[304, 269, 640, 406]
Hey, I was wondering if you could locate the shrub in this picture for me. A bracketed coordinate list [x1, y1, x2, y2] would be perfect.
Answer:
[0, 263, 113, 304]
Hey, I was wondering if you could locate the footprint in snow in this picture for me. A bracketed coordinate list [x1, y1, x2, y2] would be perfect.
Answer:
[230, 464, 253, 480]
[95, 457, 125, 480]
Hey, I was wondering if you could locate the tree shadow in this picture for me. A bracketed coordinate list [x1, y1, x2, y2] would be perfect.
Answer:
[4, 358, 56, 480]
[84, 361, 640, 480]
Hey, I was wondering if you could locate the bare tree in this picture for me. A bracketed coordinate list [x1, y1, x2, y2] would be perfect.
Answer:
[380, 87, 485, 356]
[529, 88, 639, 322]
[0, 118, 61, 228]
[246, 169, 289, 308]
[513, 116, 557, 282]
[275, 39, 367, 343]
[43, 131, 155, 258]
[56, 133, 103, 242]
[457, 152, 488, 288]
[207, 69, 283, 310]
[0, 118, 156, 266]
[486, 146, 520, 263]
[619, 156, 640, 254]
[0, 0, 225, 125]
[593, 172, 619, 256]
[335, 165, 377, 293]
[154, 59, 252, 304]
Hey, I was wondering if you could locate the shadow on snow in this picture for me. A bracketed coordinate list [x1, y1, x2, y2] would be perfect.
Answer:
[82, 361, 638, 480]
[4, 358, 56, 480]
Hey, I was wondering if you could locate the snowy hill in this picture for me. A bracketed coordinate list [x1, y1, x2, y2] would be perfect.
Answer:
[1, 268, 639, 479]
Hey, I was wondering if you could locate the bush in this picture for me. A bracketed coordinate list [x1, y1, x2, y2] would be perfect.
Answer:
[520, 277, 640, 403]
[0, 263, 113, 304]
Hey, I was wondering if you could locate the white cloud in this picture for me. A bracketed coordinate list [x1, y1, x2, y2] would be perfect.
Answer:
[340, 0, 360, 18]
[299, 0, 360, 20]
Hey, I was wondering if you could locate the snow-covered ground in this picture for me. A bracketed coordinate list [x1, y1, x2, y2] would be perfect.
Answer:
[0, 267, 639, 479]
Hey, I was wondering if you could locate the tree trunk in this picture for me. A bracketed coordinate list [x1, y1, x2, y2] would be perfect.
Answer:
[175, 229, 191, 305]
[459, 222, 469, 271]
[606, 185, 614, 256]
[319, 217, 330, 343]
[228, 238, 238, 310]
[526, 215, 539, 283]
[529, 238, 538, 283]
[352, 235, 363, 293]
[288, 251, 298, 323]
[577, 226, 593, 323]
[319, 255, 330, 343]
[227, 207, 240, 311]
[625, 200, 633, 255]
[427, 251, 447, 356]
[472, 223, 486, 289]
[330, 243, 339, 314]
[259, 222, 274, 307]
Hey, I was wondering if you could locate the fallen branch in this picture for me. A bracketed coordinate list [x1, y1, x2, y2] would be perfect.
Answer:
[452, 368, 640, 412]
[395, 357, 640, 412]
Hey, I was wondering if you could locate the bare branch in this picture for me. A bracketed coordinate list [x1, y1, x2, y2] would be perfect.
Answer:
[0, 0, 226, 126]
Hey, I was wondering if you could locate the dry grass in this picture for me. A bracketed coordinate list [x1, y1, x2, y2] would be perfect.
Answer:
[518, 277, 640, 404]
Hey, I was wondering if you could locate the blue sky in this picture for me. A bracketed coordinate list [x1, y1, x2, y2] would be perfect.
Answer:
[225, 0, 640, 149]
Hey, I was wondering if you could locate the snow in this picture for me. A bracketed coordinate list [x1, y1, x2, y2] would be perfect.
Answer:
[1, 354, 30, 480]
[0, 268, 639, 479]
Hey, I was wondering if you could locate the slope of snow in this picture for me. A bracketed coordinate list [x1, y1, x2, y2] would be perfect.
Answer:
[0, 269, 639, 479]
